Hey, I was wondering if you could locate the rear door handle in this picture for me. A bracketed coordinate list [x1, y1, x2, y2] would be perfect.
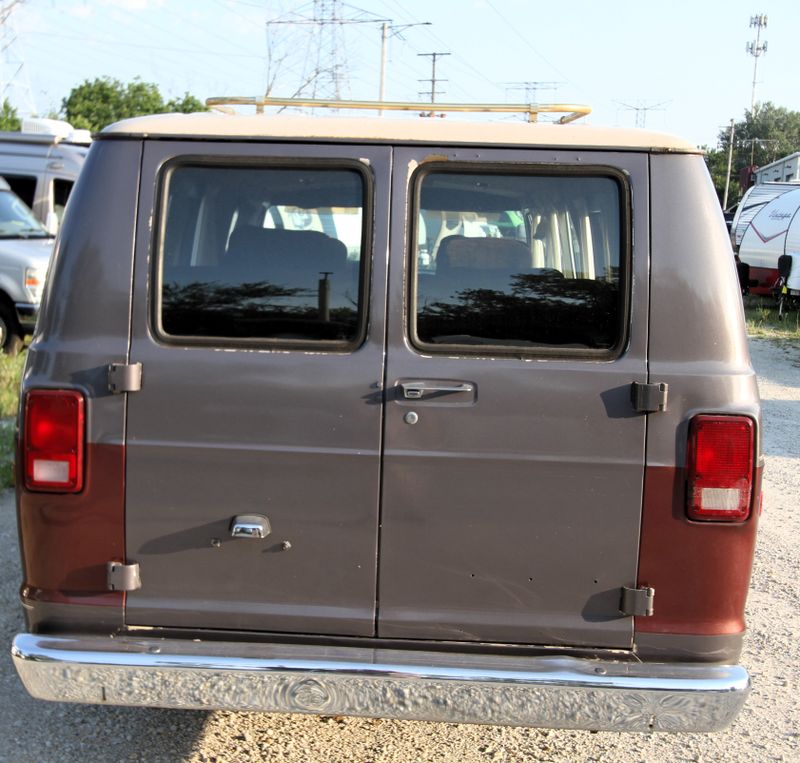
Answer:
[399, 381, 475, 400]
[230, 514, 271, 539]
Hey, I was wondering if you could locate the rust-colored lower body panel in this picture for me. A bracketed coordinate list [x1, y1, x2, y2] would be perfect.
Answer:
[636, 466, 761, 636]
[17, 443, 125, 610]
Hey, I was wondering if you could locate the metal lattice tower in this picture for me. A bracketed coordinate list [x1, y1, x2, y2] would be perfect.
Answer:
[266, 1, 392, 103]
[309, 0, 348, 100]
[0, 1, 37, 116]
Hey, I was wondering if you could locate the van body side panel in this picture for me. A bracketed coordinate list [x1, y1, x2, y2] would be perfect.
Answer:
[378, 148, 650, 647]
[123, 141, 391, 637]
[639, 154, 761, 642]
[16, 140, 141, 631]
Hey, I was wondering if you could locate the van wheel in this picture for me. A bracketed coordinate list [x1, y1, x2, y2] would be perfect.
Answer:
[0, 305, 23, 356]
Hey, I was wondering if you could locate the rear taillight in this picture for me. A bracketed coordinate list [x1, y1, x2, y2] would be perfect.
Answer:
[686, 415, 754, 522]
[24, 390, 85, 493]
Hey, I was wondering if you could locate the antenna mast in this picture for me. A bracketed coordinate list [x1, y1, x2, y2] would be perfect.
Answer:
[746, 14, 768, 111]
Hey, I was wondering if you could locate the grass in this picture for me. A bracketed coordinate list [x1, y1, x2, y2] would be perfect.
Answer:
[0, 352, 25, 490]
[744, 296, 800, 340]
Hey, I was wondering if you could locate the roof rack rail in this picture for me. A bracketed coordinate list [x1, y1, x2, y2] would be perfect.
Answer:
[204, 96, 591, 125]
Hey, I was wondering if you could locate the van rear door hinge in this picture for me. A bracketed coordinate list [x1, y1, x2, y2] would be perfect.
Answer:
[631, 382, 668, 413]
[108, 362, 142, 394]
[107, 561, 141, 592]
[620, 586, 655, 617]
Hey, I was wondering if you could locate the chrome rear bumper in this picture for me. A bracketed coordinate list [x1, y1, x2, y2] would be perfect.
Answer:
[11, 633, 749, 732]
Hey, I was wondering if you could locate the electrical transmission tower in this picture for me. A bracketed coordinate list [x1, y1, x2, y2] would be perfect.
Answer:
[0, 0, 36, 116]
[746, 14, 768, 111]
[309, 0, 346, 100]
[266, 1, 389, 102]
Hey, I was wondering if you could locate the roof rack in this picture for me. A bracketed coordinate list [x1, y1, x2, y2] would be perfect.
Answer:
[204, 96, 591, 125]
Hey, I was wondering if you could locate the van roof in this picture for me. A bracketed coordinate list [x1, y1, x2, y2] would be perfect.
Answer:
[100, 112, 699, 154]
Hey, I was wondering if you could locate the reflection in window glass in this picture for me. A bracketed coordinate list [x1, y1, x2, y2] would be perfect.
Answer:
[159, 165, 364, 343]
[414, 172, 623, 351]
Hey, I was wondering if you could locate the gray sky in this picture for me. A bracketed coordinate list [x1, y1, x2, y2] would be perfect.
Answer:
[3, 0, 798, 147]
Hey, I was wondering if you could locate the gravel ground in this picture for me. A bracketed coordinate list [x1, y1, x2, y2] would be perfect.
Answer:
[1, 337, 798, 763]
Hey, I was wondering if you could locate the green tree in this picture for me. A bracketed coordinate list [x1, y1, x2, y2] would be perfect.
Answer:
[122, 79, 164, 117]
[706, 102, 800, 205]
[166, 93, 207, 113]
[63, 77, 206, 132]
[704, 142, 740, 209]
[0, 99, 21, 131]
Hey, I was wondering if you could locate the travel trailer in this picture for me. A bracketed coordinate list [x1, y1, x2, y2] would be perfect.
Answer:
[730, 181, 800, 295]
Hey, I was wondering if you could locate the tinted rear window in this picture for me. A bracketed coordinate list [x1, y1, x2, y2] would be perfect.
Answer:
[156, 163, 367, 347]
[412, 169, 625, 355]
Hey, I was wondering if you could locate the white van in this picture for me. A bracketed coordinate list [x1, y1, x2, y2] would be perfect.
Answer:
[0, 176, 53, 353]
[0, 119, 89, 233]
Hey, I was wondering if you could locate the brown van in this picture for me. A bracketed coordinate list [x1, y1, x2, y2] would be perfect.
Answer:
[11, 99, 761, 732]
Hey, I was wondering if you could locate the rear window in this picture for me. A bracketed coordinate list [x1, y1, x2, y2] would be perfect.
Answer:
[155, 162, 368, 348]
[412, 168, 626, 356]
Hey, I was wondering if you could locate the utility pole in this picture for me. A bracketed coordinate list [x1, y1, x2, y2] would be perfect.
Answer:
[746, 14, 768, 112]
[418, 52, 450, 117]
[379, 21, 431, 115]
[723, 119, 735, 210]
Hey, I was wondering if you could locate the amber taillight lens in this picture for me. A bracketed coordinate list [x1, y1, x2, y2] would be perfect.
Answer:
[24, 390, 85, 493]
[686, 415, 754, 522]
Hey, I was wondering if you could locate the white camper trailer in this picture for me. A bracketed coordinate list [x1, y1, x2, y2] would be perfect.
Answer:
[731, 182, 800, 295]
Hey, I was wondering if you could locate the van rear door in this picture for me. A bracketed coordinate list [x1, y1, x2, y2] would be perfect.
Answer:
[377, 148, 649, 648]
[124, 141, 390, 636]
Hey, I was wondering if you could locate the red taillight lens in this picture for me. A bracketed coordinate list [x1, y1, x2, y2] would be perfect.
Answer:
[686, 415, 754, 522]
[24, 390, 85, 493]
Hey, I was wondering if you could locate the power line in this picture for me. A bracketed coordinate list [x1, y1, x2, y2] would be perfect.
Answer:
[383, 0, 502, 99]
[24, 31, 267, 60]
[483, 0, 575, 88]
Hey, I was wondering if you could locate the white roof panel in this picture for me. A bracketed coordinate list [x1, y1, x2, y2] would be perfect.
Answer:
[100, 112, 698, 153]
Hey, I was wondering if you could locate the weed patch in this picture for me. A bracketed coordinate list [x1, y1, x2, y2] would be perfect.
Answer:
[744, 296, 800, 340]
